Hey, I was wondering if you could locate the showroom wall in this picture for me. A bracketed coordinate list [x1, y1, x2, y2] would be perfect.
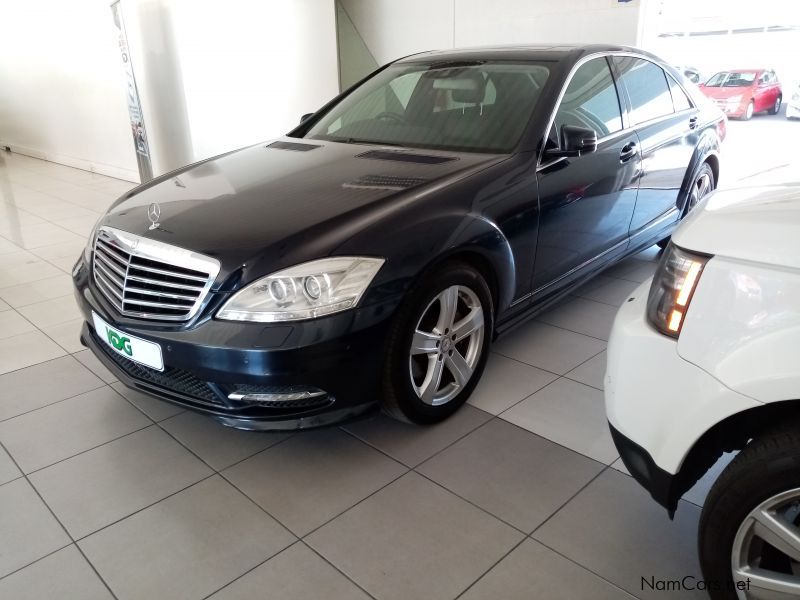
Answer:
[0, 1, 139, 181]
[338, 0, 644, 68]
[149, 0, 339, 171]
[0, 0, 339, 182]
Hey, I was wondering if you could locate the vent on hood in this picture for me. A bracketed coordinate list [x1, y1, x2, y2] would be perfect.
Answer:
[356, 150, 457, 165]
[343, 174, 428, 191]
[266, 141, 321, 152]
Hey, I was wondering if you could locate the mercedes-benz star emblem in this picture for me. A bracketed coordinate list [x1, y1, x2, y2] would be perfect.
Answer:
[147, 202, 161, 231]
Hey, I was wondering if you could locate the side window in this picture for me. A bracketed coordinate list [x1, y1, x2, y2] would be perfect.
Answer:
[613, 57, 674, 125]
[551, 57, 622, 145]
[667, 75, 692, 112]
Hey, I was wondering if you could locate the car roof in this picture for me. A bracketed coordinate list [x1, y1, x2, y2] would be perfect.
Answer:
[395, 44, 647, 64]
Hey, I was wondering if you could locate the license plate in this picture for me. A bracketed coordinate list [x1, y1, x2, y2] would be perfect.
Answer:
[92, 312, 164, 371]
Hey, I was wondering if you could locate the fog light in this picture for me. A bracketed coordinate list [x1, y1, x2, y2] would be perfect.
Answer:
[228, 388, 326, 405]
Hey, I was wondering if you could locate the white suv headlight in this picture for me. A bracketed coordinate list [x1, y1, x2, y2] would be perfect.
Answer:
[217, 257, 385, 322]
[646, 244, 710, 338]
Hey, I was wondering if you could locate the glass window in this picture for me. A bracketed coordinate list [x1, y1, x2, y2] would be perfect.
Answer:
[306, 62, 550, 153]
[613, 57, 674, 125]
[667, 75, 692, 112]
[705, 71, 757, 88]
[551, 57, 622, 145]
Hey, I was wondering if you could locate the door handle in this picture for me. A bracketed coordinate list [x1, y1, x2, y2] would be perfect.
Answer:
[689, 116, 699, 130]
[619, 142, 638, 163]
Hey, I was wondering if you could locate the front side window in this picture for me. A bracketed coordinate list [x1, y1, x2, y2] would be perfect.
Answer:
[550, 57, 622, 145]
[305, 62, 550, 153]
[613, 57, 674, 126]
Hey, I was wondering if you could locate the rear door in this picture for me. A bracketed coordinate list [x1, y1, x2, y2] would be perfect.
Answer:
[612, 56, 698, 239]
[532, 56, 639, 292]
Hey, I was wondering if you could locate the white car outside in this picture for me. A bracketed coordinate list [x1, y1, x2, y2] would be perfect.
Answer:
[788, 83, 800, 119]
[605, 182, 800, 599]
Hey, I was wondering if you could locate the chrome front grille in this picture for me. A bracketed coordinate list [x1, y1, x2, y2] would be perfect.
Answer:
[92, 226, 220, 321]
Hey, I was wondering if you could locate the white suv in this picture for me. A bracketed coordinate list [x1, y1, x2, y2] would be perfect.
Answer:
[605, 182, 800, 599]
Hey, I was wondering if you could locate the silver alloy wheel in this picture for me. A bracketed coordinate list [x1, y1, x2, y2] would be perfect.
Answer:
[746, 101, 755, 120]
[731, 487, 800, 599]
[688, 171, 713, 211]
[409, 285, 485, 406]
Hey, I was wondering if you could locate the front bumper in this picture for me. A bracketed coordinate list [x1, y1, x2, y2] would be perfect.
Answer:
[605, 280, 760, 511]
[74, 259, 397, 430]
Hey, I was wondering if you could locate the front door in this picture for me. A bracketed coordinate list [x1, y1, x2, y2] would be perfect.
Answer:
[755, 70, 780, 113]
[533, 56, 639, 293]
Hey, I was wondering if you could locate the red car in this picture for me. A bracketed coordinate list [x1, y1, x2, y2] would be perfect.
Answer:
[699, 69, 782, 120]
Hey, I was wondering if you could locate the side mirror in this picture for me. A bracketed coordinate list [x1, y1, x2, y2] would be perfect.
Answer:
[546, 125, 598, 159]
[300, 112, 314, 123]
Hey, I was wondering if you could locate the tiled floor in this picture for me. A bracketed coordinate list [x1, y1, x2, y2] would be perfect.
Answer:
[0, 151, 722, 599]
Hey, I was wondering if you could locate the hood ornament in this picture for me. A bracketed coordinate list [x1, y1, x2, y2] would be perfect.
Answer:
[147, 202, 161, 230]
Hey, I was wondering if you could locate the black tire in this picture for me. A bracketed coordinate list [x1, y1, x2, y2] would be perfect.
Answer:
[699, 421, 800, 600]
[683, 162, 715, 217]
[656, 162, 715, 249]
[768, 95, 782, 115]
[380, 261, 493, 424]
[741, 100, 754, 120]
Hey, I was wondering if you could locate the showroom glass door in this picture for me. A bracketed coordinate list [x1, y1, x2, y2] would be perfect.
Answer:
[532, 56, 639, 294]
[612, 56, 698, 236]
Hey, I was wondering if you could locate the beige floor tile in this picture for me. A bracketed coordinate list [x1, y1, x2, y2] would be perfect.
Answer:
[17, 294, 81, 328]
[307, 473, 522, 600]
[161, 411, 290, 470]
[0, 330, 66, 375]
[0, 273, 74, 307]
[43, 318, 84, 353]
[0, 386, 150, 473]
[494, 321, 606, 375]
[0, 355, 103, 421]
[79, 476, 295, 600]
[0, 310, 36, 339]
[0, 478, 71, 577]
[208, 542, 370, 600]
[468, 353, 559, 415]
[501, 378, 618, 464]
[30, 426, 212, 538]
[225, 428, 406, 536]
[0, 545, 113, 600]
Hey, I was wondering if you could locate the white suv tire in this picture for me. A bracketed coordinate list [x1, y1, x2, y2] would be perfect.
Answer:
[699, 421, 800, 599]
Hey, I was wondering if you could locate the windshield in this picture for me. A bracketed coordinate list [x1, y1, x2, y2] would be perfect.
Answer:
[304, 62, 550, 153]
[704, 71, 757, 88]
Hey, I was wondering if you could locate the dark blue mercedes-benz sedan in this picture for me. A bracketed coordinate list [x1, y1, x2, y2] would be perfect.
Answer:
[72, 44, 725, 430]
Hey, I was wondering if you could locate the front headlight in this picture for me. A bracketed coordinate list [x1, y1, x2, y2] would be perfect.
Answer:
[646, 244, 710, 338]
[217, 257, 385, 322]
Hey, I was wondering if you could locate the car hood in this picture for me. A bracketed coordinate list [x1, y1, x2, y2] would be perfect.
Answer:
[673, 184, 800, 270]
[700, 86, 752, 100]
[102, 138, 504, 278]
